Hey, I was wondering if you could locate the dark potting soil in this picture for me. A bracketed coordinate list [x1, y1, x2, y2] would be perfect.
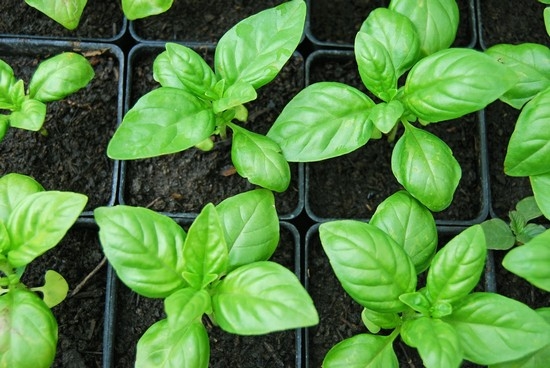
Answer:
[0, 48, 120, 212]
[0, 0, 124, 40]
[123, 46, 303, 217]
[112, 223, 299, 368]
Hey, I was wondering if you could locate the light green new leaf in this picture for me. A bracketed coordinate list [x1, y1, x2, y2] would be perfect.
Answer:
[164, 288, 211, 331]
[0, 289, 57, 368]
[361, 308, 401, 333]
[211, 261, 318, 334]
[401, 317, 462, 368]
[502, 229, 550, 292]
[371, 190, 437, 273]
[25, 0, 87, 30]
[0, 173, 44, 223]
[389, 0, 459, 56]
[6, 191, 87, 268]
[319, 220, 417, 312]
[229, 124, 290, 192]
[323, 334, 398, 368]
[444, 292, 550, 365]
[505, 87, 550, 176]
[216, 189, 279, 271]
[8, 98, 47, 131]
[0, 59, 16, 107]
[531, 173, 550, 220]
[213, 81, 257, 113]
[480, 218, 515, 250]
[391, 122, 461, 212]
[215, 0, 306, 89]
[122, 0, 174, 20]
[135, 319, 209, 368]
[368, 100, 404, 134]
[485, 43, 550, 109]
[107, 87, 216, 159]
[427, 225, 486, 305]
[29, 52, 94, 102]
[267, 82, 374, 161]
[403, 48, 517, 123]
[31, 270, 68, 308]
[95, 206, 187, 298]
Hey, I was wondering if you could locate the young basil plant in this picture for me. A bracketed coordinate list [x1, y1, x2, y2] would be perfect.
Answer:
[0, 52, 94, 142]
[107, 0, 306, 192]
[24, 0, 88, 30]
[268, 0, 516, 211]
[319, 192, 550, 367]
[94, 189, 319, 367]
[0, 173, 88, 368]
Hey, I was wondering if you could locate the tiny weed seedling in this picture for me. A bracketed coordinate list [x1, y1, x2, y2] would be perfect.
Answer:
[0, 52, 94, 142]
[107, 0, 306, 192]
[94, 189, 318, 367]
[0, 173, 87, 367]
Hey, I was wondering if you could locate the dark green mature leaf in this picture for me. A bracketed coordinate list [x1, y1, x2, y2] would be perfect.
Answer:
[319, 220, 417, 312]
[211, 261, 318, 334]
[25, 0, 87, 29]
[403, 48, 517, 123]
[480, 218, 515, 250]
[426, 225, 486, 305]
[8, 98, 46, 131]
[215, 0, 306, 89]
[505, 87, 550, 176]
[107, 87, 216, 159]
[323, 334, 398, 368]
[531, 173, 550, 220]
[0, 289, 57, 368]
[0, 59, 16, 108]
[267, 82, 374, 161]
[391, 122, 461, 212]
[0, 173, 44, 223]
[29, 52, 94, 102]
[95, 206, 187, 298]
[122, 0, 174, 20]
[444, 293, 550, 365]
[216, 189, 279, 271]
[164, 288, 211, 331]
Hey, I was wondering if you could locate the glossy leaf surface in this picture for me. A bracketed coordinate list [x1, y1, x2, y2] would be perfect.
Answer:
[122, 0, 174, 20]
[24, 0, 87, 29]
[0, 60, 16, 108]
[323, 334, 398, 368]
[531, 173, 550, 220]
[8, 98, 46, 131]
[0, 173, 44, 223]
[368, 100, 404, 134]
[164, 288, 211, 330]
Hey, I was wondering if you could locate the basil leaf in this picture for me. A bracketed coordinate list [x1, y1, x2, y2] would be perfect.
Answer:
[213, 81, 257, 113]
[545, 7, 550, 36]
[485, 43, 550, 109]
[8, 98, 46, 131]
[531, 173, 550, 220]
[361, 308, 401, 333]
[368, 100, 404, 134]
[401, 317, 462, 368]
[229, 124, 290, 192]
[370, 190, 437, 273]
[122, 0, 174, 20]
[216, 189, 279, 271]
[403, 48, 517, 123]
[215, 0, 306, 90]
[0, 173, 44, 223]
[391, 122, 461, 212]
[323, 334, 398, 367]
[211, 261, 318, 334]
[267, 82, 374, 161]
[0, 116, 7, 141]
[480, 218, 516, 250]
[164, 288, 211, 331]
[444, 292, 550, 365]
[505, 87, 550, 176]
[516, 196, 543, 222]
[0, 59, 16, 107]
[0, 289, 57, 367]
[389, 0, 458, 56]
[29, 52, 94, 102]
[135, 319, 209, 368]
[31, 270, 69, 308]
[24, 0, 87, 30]
[95, 205, 187, 298]
[319, 220, 417, 313]
[107, 87, 216, 159]
[6, 191, 87, 268]
[426, 225, 486, 305]
[516, 223, 546, 245]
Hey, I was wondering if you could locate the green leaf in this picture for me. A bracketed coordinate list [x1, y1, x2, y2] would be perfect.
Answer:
[216, 189, 279, 271]
[267, 82, 374, 162]
[29, 52, 94, 102]
[403, 48, 517, 123]
[8, 80, 25, 109]
[94, 206, 187, 298]
[368, 100, 404, 134]
[361, 308, 401, 333]
[323, 334, 398, 368]
[516, 196, 543, 222]
[480, 218, 516, 250]
[391, 122, 461, 212]
[545, 8, 550, 36]
[135, 319, 209, 368]
[531, 173, 550, 220]
[6, 191, 87, 268]
[426, 225, 486, 305]
[215, 0, 306, 89]
[0, 116, 8, 141]
[8, 98, 47, 131]
[0, 288, 57, 368]
[107, 87, 216, 160]
[370, 190, 437, 273]
[505, 87, 550, 176]
[24, 0, 87, 30]
[485, 43, 550, 109]
[122, 0, 174, 20]
[212, 81, 257, 113]
[319, 220, 417, 313]
[164, 288, 211, 330]
[0, 59, 16, 107]
[0, 173, 44, 223]
[32, 270, 68, 308]
[401, 317, 462, 368]
[229, 124, 290, 192]
[516, 223, 546, 245]
[444, 292, 550, 365]
[502, 229, 550, 292]
[211, 261, 318, 334]
[182, 203, 228, 289]
[399, 291, 432, 315]
[389, 0, 459, 56]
